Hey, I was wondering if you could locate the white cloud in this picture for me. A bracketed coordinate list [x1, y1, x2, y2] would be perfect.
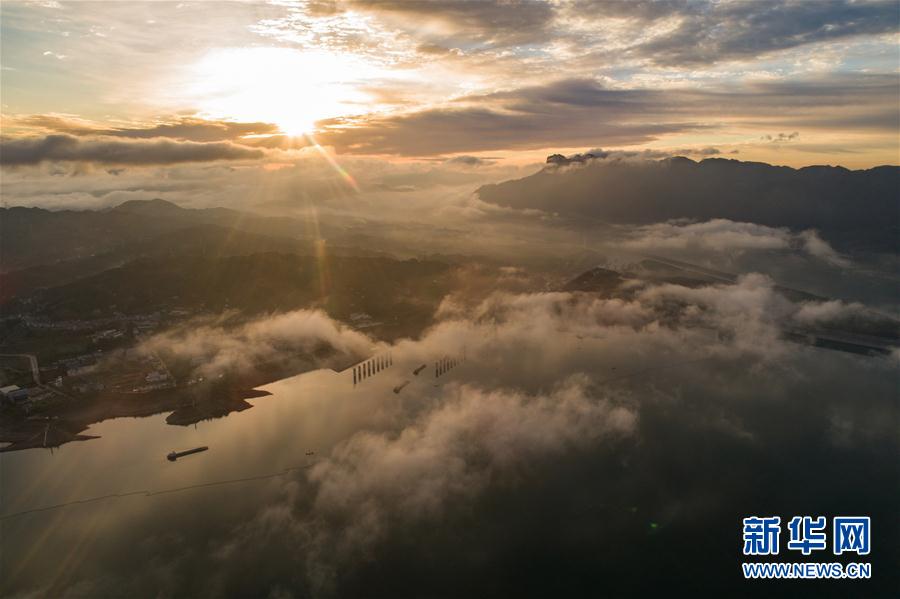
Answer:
[141, 309, 376, 378]
[623, 219, 852, 266]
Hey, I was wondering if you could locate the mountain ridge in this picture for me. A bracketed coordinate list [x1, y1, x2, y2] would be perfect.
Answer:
[477, 156, 900, 253]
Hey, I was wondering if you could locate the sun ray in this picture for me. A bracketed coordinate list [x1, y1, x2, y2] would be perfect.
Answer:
[304, 133, 359, 192]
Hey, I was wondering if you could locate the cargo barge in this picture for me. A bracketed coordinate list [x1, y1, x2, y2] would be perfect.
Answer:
[167, 446, 208, 461]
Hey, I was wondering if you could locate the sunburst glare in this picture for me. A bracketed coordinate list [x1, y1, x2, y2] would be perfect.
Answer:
[185, 47, 384, 136]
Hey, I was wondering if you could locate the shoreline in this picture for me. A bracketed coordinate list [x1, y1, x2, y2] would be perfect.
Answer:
[0, 377, 279, 453]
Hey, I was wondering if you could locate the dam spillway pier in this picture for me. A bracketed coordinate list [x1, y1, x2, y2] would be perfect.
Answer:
[434, 352, 466, 379]
[352, 351, 393, 386]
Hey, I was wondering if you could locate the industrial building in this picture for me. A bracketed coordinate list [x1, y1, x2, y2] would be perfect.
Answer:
[1, 385, 30, 403]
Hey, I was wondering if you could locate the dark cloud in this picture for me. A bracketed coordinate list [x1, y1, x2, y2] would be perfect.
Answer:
[762, 132, 800, 143]
[479, 74, 898, 120]
[472, 78, 663, 113]
[317, 103, 694, 156]
[316, 73, 896, 156]
[573, 0, 899, 65]
[444, 155, 497, 166]
[0, 135, 265, 166]
[416, 43, 459, 56]
[234, 134, 314, 150]
[571, 0, 689, 21]
[101, 119, 279, 142]
[332, 1, 897, 65]
[790, 110, 900, 132]
[647, 0, 898, 66]
[350, 0, 556, 46]
[692, 74, 900, 125]
[330, 1, 898, 65]
[17, 115, 280, 142]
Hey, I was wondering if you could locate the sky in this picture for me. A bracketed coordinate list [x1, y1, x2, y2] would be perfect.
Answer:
[1, 0, 898, 179]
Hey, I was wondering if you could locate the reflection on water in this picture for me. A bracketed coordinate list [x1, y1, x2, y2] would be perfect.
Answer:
[3, 341, 897, 598]
[0, 360, 431, 595]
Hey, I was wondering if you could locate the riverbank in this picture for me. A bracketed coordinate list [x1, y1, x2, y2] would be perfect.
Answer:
[0, 376, 277, 452]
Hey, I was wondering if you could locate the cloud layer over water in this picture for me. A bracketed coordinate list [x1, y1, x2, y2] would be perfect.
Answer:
[33, 274, 887, 597]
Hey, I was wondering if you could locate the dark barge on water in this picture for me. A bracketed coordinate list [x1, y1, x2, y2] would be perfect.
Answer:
[167, 446, 208, 461]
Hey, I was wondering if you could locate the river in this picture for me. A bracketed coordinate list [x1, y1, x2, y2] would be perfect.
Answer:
[1, 361, 431, 596]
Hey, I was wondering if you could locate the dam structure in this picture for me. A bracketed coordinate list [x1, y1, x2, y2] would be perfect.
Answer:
[352, 352, 393, 386]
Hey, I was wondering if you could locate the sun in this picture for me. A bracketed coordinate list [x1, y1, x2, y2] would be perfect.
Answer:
[185, 47, 378, 136]
[278, 117, 314, 138]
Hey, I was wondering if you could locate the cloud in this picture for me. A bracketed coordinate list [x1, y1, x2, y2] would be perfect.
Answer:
[554, 146, 725, 164]
[310, 375, 636, 551]
[348, 0, 557, 46]
[0, 145, 528, 220]
[15, 115, 281, 142]
[792, 299, 867, 325]
[762, 131, 800, 143]
[217, 279, 896, 592]
[140, 310, 375, 379]
[196, 279, 802, 591]
[294, 0, 898, 66]
[317, 104, 694, 155]
[6, 272, 899, 597]
[93, 119, 278, 143]
[102, 121, 276, 143]
[444, 155, 498, 167]
[623, 219, 851, 265]
[797, 229, 852, 267]
[0, 134, 266, 166]
[314, 73, 897, 156]
[415, 42, 459, 56]
[577, 0, 900, 66]
[8, 114, 102, 136]
[3, 0, 898, 170]
[625, 219, 794, 252]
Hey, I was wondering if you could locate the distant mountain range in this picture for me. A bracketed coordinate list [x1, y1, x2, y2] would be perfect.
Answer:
[0, 199, 395, 299]
[13, 252, 453, 336]
[0, 198, 314, 273]
[0, 198, 460, 340]
[478, 157, 900, 253]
